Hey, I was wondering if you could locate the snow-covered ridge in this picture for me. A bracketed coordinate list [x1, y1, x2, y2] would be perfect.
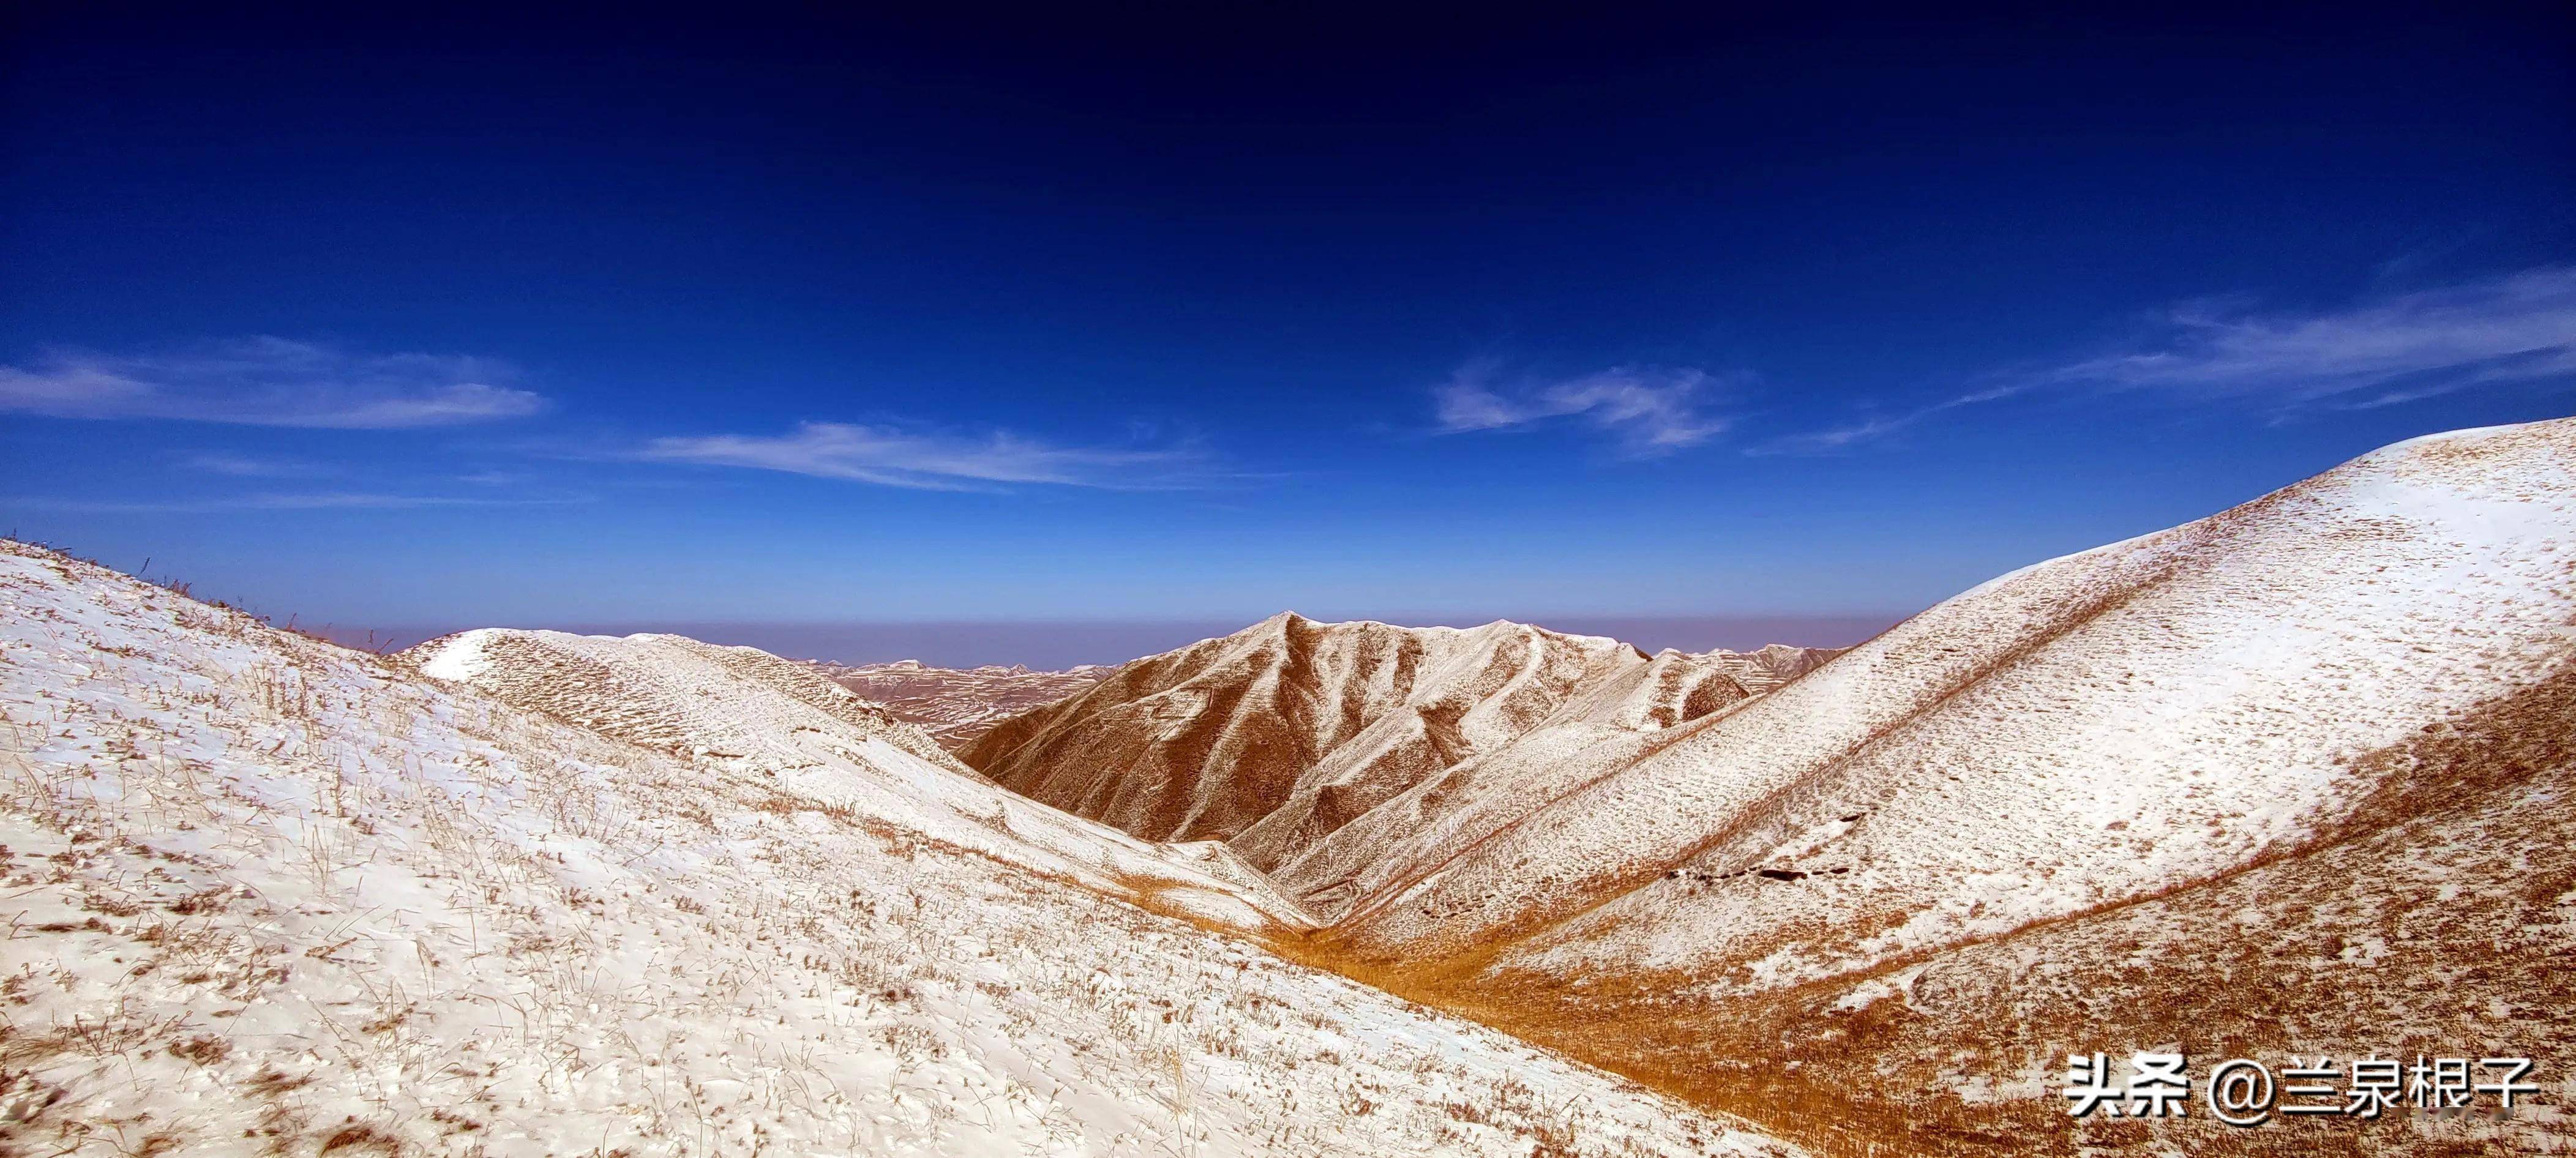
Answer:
[393, 624, 1312, 934]
[1272, 416, 2576, 1152]
[0, 540, 1797, 1157]
[406, 626, 962, 767]
[962, 611, 1842, 892]
[1333, 416, 2576, 974]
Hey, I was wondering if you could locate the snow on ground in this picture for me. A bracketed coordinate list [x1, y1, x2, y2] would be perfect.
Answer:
[964, 613, 1825, 896]
[1330, 417, 2576, 983]
[965, 614, 1659, 865]
[1281, 417, 2576, 1155]
[398, 627, 1312, 934]
[1612, 654, 2576, 1154]
[0, 540, 1797, 1157]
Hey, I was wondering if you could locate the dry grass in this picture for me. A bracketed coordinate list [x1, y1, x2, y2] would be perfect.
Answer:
[2, 537, 1777, 1158]
[1264, 664, 2576, 1156]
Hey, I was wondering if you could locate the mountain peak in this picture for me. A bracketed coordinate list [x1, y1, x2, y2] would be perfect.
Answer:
[964, 610, 1792, 881]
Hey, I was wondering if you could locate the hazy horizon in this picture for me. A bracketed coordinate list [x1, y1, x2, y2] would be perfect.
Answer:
[309, 611, 1906, 670]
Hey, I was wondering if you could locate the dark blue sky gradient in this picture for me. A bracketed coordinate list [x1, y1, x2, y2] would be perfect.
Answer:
[4, 7, 2571, 662]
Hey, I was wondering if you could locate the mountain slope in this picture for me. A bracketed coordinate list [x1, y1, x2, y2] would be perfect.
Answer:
[403, 626, 1311, 933]
[1698, 643, 1845, 693]
[1300, 418, 2576, 1154]
[964, 615, 1818, 880]
[1328, 420, 2576, 966]
[416, 627, 965, 768]
[966, 616, 1659, 862]
[0, 541, 1797, 1158]
[1631, 660, 2576, 1152]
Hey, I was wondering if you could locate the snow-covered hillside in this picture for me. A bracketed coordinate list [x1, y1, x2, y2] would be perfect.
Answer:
[963, 614, 1840, 880]
[396, 626, 1312, 935]
[15, 416, 2564, 1157]
[0, 541, 1797, 1157]
[1307, 417, 2576, 1153]
[1691, 643, 1843, 694]
[1332, 420, 2576, 966]
[401, 627, 1308, 933]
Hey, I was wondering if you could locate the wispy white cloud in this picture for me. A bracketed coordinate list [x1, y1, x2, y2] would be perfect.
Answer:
[637, 421, 1211, 490]
[1748, 411, 1924, 457]
[1432, 362, 1732, 455]
[2039, 267, 2576, 402]
[178, 452, 329, 477]
[1760, 267, 2576, 454]
[9, 491, 585, 514]
[1748, 384, 2024, 457]
[0, 337, 544, 428]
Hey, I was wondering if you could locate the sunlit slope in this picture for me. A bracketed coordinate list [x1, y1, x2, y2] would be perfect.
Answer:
[1674, 661, 2576, 1152]
[401, 626, 1313, 932]
[0, 540, 1799, 1157]
[1324, 419, 2576, 998]
[965, 613, 1814, 880]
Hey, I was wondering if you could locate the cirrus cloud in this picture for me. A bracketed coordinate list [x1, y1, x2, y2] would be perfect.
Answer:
[1432, 361, 1734, 456]
[7, 491, 586, 514]
[2040, 266, 2576, 404]
[0, 337, 544, 428]
[1757, 266, 2576, 455]
[638, 421, 1213, 491]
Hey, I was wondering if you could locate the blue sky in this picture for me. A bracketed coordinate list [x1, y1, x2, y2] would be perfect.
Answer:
[4, 9, 2572, 660]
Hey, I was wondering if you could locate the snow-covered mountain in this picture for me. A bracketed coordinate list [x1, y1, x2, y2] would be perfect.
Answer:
[399, 626, 1309, 933]
[799, 657, 1112, 749]
[963, 616, 1840, 883]
[0, 540, 1796, 1157]
[958, 620, 1844, 916]
[1695, 642, 1846, 693]
[1303, 418, 2576, 1152]
[13, 416, 2567, 1156]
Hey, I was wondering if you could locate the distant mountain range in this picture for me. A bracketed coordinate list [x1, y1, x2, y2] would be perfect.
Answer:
[962, 615, 1841, 900]
[798, 657, 1114, 749]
